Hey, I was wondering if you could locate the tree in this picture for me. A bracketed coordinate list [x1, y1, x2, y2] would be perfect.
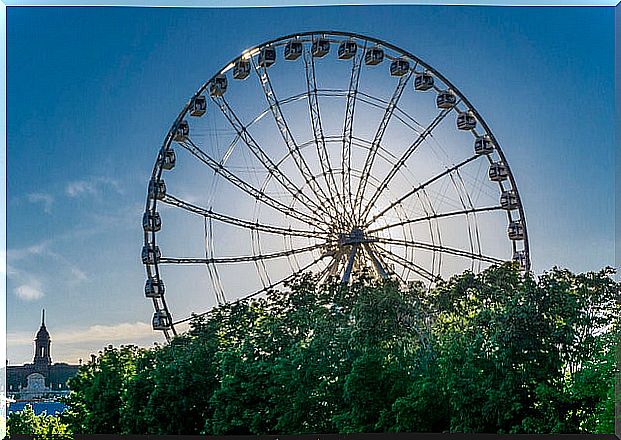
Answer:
[60, 264, 619, 435]
[6, 405, 71, 438]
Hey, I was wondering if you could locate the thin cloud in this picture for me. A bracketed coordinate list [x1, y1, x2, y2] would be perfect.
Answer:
[27, 193, 54, 214]
[7, 321, 164, 364]
[14, 282, 44, 301]
[8, 241, 50, 261]
[65, 177, 122, 198]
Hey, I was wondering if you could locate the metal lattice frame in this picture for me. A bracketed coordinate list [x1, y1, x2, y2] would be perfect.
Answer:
[143, 31, 530, 341]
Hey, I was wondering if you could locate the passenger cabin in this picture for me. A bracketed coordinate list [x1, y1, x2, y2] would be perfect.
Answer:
[436, 90, 457, 109]
[365, 46, 384, 66]
[508, 220, 525, 241]
[173, 120, 189, 142]
[190, 96, 206, 117]
[312, 37, 330, 58]
[233, 59, 251, 80]
[141, 244, 161, 265]
[161, 149, 176, 170]
[390, 58, 410, 77]
[209, 74, 228, 97]
[338, 40, 357, 59]
[457, 112, 477, 130]
[152, 310, 171, 331]
[488, 162, 508, 182]
[513, 250, 527, 269]
[500, 190, 519, 210]
[258, 46, 276, 68]
[148, 179, 166, 200]
[142, 211, 162, 233]
[414, 72, 434, 91]
[145, 278, 165, 298]
[284, 40, 303, 60]
[474, 136, 494, 155]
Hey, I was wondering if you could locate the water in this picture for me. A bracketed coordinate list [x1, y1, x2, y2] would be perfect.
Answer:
[7, 401, 67, 416]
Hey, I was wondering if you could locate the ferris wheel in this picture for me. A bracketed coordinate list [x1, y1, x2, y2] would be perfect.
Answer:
[142, 31, 530, 340]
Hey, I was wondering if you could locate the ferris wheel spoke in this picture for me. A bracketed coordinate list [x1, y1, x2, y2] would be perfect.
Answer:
[250, 60, 342, 223]
[172, 251, 329, 326]
[357, 91, 425, 133]
[210, 95, 329, 218]
[303, 46, 348, 226]
[373, 245, 439, 283]
[180, 137, 324, 227]
[375, 236, 503, 265]
[162, 194, 327, 238]
[160, 241, 328, 265]
[341, 42, 365, 214]
[362, 242, 389, 279]
[364, 154, 479, 228]
[360, 106, 458, 221]
[354, 69, 414, 223]
[367, 205, 503, 234]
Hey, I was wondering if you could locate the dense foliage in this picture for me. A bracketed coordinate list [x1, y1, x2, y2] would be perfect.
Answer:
[13, 264, 620, 435]
[6, 404, 71, 438]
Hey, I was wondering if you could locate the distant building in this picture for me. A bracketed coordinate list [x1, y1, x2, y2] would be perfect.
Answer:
[6, 310, 80, 400]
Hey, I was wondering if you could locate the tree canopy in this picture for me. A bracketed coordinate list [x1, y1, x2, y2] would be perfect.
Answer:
[9, 263, 617, 436]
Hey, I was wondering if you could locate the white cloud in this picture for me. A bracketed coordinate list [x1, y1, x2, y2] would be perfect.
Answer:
[27, 193, 54, 214]
[14, 282, 44, 301]
[8, 241, 49, 261]
[65, 180, 96, 197]
[8, 242, 88, 287]
[70, 267, 88, 283]
[65, 177, 122, 198]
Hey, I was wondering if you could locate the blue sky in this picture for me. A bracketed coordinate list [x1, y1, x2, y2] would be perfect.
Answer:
[6, 5, 616, 363]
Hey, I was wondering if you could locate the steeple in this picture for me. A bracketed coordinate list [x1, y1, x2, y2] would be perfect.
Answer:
[33, 309, 52, 367]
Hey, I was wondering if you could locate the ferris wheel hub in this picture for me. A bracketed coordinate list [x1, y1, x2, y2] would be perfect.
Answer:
[337, 228, 377, 246]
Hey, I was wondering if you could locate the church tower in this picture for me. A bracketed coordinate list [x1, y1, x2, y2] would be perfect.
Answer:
[33, 309, 52, 367]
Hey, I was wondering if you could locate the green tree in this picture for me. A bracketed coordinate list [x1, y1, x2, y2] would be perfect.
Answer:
[6, 405, 71, 438]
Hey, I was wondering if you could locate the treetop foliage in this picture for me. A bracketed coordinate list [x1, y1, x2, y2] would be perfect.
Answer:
[9, 263, 618, 436]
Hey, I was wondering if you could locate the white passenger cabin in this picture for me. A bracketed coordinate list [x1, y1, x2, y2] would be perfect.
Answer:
[436, 90, 457, 109]
[508, 220, 525, 241]
[312, 37, 330, 58]
[152, 310, 171, 331]
[338, 40, 357, 59]
[161, 149, 176, 170]
[488, 162, 508, 182]
[173, 120, 189, 142]
[390, 58, 410, 77]
[284, 40, 303, 60]
[365, 46, 384, 65]
[414, 72, 434, 91]
[145, 278, 165, 298]
[148, 179, 166, 200]
[474, 136, 494, 155]
[209, 74, 228, 97]
[258, 46, 276, 68]
[141, 244, 161, 265]
[190, 96, 206, 117]
[142, 211, 162, 233]
[457, 112, 477, 130]
[233, 59, 251, 80]
[500, 190, 519, 210]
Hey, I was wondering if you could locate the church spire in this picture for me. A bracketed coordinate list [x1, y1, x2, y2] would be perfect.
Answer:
[34, 309, 51, 366]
